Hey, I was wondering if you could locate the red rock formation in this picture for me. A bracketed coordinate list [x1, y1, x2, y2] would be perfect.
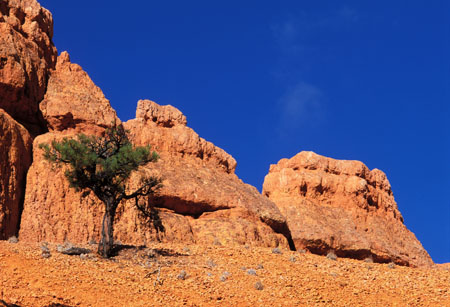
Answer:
[128, 100, 236, 173]
[20, 99, 291, 249]
[0, 109, 32, 239]
[263, 151, 433, 267]
[0, 0, 57, 134]
[39, 52, 119, 132]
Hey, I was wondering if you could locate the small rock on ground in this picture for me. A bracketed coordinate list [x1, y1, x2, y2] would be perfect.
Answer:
[326, 251, 337, 261]
[272, 248, 282, 254]
[8, 236, 18, 244]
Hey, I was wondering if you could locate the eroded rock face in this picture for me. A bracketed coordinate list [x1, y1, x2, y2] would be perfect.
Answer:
[0, 0, 57, 134]
[20, 100, 292, 250]
[39, 52, 119, 132]
[263, 151, 433, 267]
[128, 100, 236, 173]
[0, 109, 32, 239]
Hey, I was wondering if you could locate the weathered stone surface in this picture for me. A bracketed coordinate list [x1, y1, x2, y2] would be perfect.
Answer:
[0, 0, 57, 133]
[39, 52, 119, 132]
[127, 100, 236, 173]
[136, 99, 187, 128]
[263, 151, 433, 267]
[0, 109, 32, 239]
[20, 101, 291, 250]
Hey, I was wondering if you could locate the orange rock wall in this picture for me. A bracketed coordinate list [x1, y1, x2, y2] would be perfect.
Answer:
[0, 0, 57, 134]
[263, 151, 433, 267]
[19, 99, 291, 250]
[0, 109, 32, 239]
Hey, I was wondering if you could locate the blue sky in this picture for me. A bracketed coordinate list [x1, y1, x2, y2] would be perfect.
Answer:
[39, 0, 449, 263]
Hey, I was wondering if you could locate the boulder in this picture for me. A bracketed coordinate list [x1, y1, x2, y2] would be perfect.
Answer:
[0, 109, 32, 239]
[20, 100, 292, 249]
[0, 0, 57, 134]
[263, 151, 433, 267]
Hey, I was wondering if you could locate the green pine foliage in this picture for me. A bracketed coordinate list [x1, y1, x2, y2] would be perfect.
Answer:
[40, 122, 163, 257]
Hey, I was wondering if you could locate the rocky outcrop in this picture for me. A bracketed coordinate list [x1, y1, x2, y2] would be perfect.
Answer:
[39, 52, 119, 132]
[20, 99, 292, 249]
[263, 151, 433, 267]
[128, 100, 236, 173]
[0, 0, 57, 134]
[0, 109, 32, 239]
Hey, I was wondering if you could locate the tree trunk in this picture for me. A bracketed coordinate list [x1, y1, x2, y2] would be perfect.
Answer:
[98, 201, 116, 258]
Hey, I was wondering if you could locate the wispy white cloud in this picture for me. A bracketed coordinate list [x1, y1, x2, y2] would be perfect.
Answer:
[271, 6, 359, 54]
[271, 18, 304, 53]
[278, 82, 325, 133]
[272, 6, 357, 135]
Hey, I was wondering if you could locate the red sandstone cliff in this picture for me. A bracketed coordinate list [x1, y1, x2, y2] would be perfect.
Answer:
[0, 0, 57, 134]
[19, 94, 291, 248]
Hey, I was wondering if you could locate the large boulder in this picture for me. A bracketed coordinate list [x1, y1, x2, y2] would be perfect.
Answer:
[263, 151, 433, 267]
[0, 0, 57, 134]
[0, 109, 32, 239]
[20, 99, 292, 249]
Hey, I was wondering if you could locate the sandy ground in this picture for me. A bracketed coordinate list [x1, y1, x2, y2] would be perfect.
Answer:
[0, 241, 449, 306]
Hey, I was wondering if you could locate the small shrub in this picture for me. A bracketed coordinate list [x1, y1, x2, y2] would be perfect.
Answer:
[207, 259, 217, 268]
[40, 243, 51, 258]
[220, 271, 230, 282]
[40, 242, 50, 252]
[177, 270, 187, 280]
[289, 256, 297, 263]
[257, 264, 264, 270]
[388, 262, 396, 269]
[247, 269, 257, 276]
[254, 281, 264, 290]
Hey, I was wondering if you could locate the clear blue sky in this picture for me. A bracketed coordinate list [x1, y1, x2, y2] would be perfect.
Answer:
[39, 0, 449, 263]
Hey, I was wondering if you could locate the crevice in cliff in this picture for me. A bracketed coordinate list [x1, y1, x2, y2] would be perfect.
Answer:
[260, 216, 296, 251]
[12, 65, 53, 239]
[14, 162, 28, 238]
[297, 239, 409, 266]
[150, 195, 232, 219]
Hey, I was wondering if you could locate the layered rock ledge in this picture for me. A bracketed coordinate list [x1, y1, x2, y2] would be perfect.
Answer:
[263, 151, 433, 267]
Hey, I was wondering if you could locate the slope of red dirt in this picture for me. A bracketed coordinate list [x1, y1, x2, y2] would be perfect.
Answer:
[1, 241, 449, 306]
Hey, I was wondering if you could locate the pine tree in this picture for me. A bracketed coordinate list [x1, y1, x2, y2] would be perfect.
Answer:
[40, 122, 163, 257]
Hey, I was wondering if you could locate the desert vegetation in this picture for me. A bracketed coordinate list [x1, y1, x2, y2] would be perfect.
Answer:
[40, 123, 163, 257]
